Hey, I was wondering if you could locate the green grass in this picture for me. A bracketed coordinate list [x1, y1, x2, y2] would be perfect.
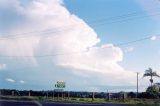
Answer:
[1, 96, 160, 105]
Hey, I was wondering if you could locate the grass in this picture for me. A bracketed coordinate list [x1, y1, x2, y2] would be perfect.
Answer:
[1, 95, 160, 105]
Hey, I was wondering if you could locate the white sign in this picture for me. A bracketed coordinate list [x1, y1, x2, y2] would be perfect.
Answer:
[55, 81, 66, 88]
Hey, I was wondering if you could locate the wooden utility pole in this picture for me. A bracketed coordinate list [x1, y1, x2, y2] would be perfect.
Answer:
[137, 72, 139, 98]
[12, 91, 14, 96]
[68, 91, 70, 99]
[29, 91, 31, 96]
[92, 92, 94, 101]
[47, 91, 48, 99]
[53, 91, 54, 99]
[58, 92, 59, 100]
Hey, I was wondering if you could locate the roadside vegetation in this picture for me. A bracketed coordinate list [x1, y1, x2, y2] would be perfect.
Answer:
[1, 95, 160, 105]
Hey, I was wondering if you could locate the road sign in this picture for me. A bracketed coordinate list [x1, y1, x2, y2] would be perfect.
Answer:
[55, 81, 66, 88]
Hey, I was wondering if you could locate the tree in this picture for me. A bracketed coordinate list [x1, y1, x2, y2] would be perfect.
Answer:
[143, 67, 160, 87]
[146, 86, 160, 99]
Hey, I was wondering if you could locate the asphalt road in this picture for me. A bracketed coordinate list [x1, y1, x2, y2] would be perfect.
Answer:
[0, 100, 42, 106]
[0, 100, 137, 106]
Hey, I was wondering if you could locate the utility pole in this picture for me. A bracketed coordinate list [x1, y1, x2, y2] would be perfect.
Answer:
[47, 91, 48, 99]
[92, 92, 94, 101]
[107, 90, 110, 101]
[53, 90, 54, 100]
[68, 91, 70, 99]
[136, 72, 139, 98]
[29, 91, 31, 96]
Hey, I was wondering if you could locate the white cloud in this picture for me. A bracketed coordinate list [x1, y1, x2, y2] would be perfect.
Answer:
[57, 44, 123, 72]
[150, 36, 157, 41]
[19, 80, 25, 84]
[6, 78, 15, 83]
[0, 0, 139, 90]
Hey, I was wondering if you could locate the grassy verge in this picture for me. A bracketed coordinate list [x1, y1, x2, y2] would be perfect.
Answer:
[0, 96, 160, 105]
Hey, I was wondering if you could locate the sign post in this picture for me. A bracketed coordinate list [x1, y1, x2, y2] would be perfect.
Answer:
[54, 81, 66, 100]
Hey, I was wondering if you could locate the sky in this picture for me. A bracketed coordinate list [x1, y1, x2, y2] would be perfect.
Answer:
[0, 0, 160, 92]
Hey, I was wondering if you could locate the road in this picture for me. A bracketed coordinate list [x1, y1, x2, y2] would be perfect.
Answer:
[0, 100, 42, 106]
[0, 100, 137, 106]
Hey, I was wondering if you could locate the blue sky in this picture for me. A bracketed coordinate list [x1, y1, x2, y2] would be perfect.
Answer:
[64, 0, 160, 79]
[64, 0, 160, 71]
[0, 0, 160, 92]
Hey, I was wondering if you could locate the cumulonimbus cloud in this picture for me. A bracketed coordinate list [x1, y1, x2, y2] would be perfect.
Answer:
[0, 0, 140, 91]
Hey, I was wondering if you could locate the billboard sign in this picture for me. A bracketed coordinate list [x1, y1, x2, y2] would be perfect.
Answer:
[55, 81, 66, 88]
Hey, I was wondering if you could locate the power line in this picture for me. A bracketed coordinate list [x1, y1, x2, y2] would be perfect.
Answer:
[0, 34, 159, 58]
[115, 36, 152, 46]
[90, 12, 160, 27]
[0, 8, 160, 40]
[0, 8, 159, 57]
[88, 7, 160, 24]
[0, 26, 72, 40]
[0, 51, 83, 58]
